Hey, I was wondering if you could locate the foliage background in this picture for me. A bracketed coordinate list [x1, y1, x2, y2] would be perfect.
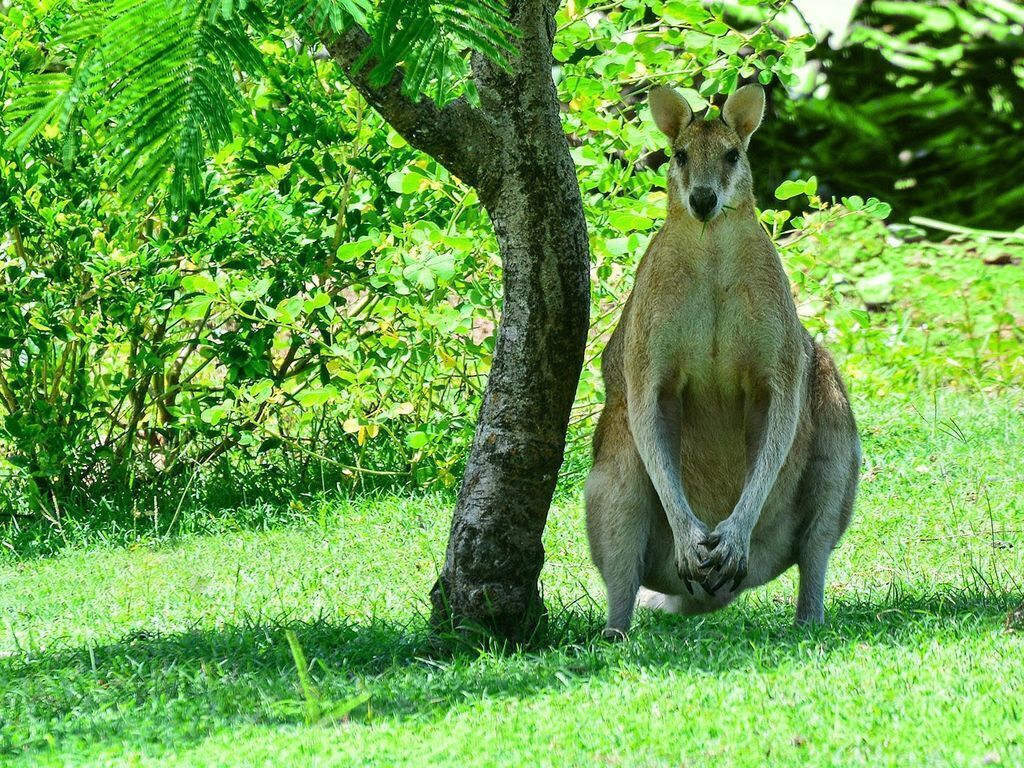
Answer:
[2, 3, 1022, 763]
[0, 0, 1021, 527]
[756, 0, 1024, 229]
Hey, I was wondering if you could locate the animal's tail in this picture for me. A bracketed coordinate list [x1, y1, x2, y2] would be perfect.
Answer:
[637, 587, 684, 615]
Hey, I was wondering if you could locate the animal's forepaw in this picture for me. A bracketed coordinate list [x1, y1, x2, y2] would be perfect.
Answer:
[675, 527, 710, 595]
[699, 527, 749, 595]
[600, 627, 628, 642]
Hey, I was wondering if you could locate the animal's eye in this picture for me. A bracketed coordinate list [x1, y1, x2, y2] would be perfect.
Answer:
[725, 148, 740, 164]
[674, 150, 688, 165]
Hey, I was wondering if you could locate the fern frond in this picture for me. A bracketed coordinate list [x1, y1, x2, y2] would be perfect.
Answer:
[289, 0, 371, 31]
[8, 0, 268, 208]
[7, 0, 514, 206]
[363, 0, 517, 103]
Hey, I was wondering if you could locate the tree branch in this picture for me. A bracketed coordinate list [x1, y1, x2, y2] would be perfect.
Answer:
[0, 367, 17, 413]
[323, 24, 502, 191]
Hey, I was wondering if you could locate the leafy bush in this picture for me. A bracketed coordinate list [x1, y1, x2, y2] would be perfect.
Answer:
[1, 11, 498, 509]
[754, 0, 1024, 230]
[2, 0, 1020, 521]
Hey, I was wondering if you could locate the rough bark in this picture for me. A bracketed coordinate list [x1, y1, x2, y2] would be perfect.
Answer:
[324, 24, 499, 190]
[326, 0, 590, 642]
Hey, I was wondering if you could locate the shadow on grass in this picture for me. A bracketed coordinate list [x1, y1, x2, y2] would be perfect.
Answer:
[1, 588, 1020, 762]
[0, 487, 458, 565]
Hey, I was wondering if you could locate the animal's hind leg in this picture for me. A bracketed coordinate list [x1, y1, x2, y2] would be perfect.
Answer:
[796, 498, 848, 626]
[585, 402, 658, 638]
[795, 351, 860, 625]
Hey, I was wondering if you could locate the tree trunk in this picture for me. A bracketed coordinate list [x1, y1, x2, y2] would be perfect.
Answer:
[430, 60, 589, 642]
[327, 0, 589, 642]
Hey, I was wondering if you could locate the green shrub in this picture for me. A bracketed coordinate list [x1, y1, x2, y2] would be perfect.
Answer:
[755, 0, 1024, 229]
[2, 1, 1020, 520]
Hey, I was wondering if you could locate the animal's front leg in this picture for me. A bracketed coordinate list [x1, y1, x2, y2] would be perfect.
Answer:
[702, 380, 800, 593]
[627, 382, 709, 592]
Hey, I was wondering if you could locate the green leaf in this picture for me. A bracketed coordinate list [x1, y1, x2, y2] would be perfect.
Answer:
[608, 212, 654, 231]
[296, 388, 337, 407]
[8, 0, 510, 206]
[662, 2, 709, 25]
[201, 404, 229, 425]
[775, 179, 811, 200]
[387, 170, 429, 194]
[850, 309, 871, 327]
[335, 238, 376, 262]
[365, 0, 516, 103]
[864, 198, 892, 220]
[249, 379, 275, 403]
[303, 292, 331, 314]
[407, 431, 430, 449]
[182, 274, 219, 295]
[684, 31, 713, 49]
[322, 691, 372, 720]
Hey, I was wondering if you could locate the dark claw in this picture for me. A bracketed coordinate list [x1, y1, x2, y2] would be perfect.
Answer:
[732, 567, 747, 591]
[683, 578, 695, 595]
[704, 533, 720, 548]
[708, 571, 730, 594]
[699, 557, 713, 570]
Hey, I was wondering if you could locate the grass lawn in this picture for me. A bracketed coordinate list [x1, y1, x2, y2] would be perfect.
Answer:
[2, 237, 1023, 766]
[2, 389, 1023, 767]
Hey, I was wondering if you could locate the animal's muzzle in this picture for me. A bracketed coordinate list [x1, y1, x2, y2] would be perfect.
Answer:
[689, 187, 718, 220]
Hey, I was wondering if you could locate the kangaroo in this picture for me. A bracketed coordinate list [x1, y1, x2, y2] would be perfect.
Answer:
[585, 84, 861, 639]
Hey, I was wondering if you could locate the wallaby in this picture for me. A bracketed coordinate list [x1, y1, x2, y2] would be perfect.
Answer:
[585, 84, 861, 639]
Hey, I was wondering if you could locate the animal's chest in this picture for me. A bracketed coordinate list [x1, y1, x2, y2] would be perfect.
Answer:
[665, 276, 769, 520]
[670, 277, 765, 385]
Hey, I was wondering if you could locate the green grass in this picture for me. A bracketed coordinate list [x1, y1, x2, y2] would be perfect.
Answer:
[2, 389, 1023, 767]
[2, 233, 1023, 765]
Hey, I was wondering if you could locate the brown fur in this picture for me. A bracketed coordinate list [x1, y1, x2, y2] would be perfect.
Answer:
[585, 85, 860, 637]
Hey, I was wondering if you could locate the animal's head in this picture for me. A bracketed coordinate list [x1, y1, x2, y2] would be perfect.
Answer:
[649, 84, 765, 223]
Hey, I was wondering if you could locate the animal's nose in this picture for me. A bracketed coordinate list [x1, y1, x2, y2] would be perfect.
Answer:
[689, 187, 718, 220]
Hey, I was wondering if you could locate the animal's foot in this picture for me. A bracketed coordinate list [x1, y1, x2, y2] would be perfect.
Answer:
[600, 627, 628, 642]
[794, 607, 825, 626]
[675, 523, 711, 594]
[700, 524, 749, 595]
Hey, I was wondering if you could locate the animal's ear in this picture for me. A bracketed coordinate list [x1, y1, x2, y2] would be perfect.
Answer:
[722, 84, 765, 148]
[649, 86, 693, 140]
